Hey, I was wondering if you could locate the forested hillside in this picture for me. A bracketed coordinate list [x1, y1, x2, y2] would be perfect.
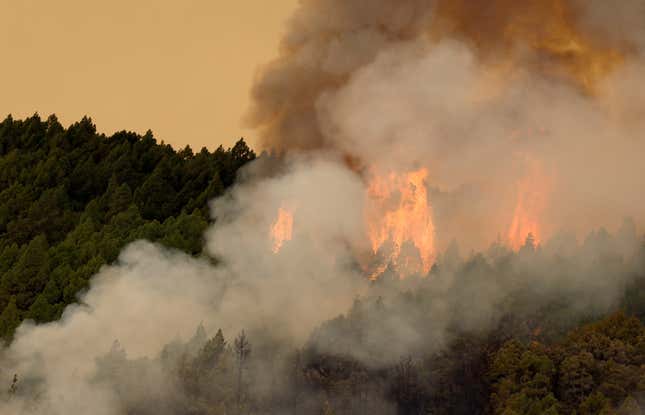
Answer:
[2, 115, 645, 415]
[0, 114, 255, 339]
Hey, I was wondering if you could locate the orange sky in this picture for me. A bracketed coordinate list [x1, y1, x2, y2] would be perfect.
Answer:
[0, 0, 298, 151]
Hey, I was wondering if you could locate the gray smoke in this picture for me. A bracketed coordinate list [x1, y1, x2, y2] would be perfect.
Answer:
[248, 0, 645, 251]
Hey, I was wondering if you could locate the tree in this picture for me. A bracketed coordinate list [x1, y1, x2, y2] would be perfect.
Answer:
[579, 392, 612, 415]
[134, 159, 177, 220]
[234, 330, 252, 410]
[194, 329, 227, 375]
[0, 297, 20, 340]
[519, 233, 536, 255]
[3, 235, 50, 310]
[389, 357, 425, 413]
[103, 176, 133, 220]
[8, 373, 18, 396]
[617, 396, 641, 415]
[25, 293, 55, 323]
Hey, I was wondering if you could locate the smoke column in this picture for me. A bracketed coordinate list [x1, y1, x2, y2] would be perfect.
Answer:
[248, 0, 645, 250]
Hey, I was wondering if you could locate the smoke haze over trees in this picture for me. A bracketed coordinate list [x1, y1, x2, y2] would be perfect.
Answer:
[3, 1, 645, 414]
[0, 115, 644, 414]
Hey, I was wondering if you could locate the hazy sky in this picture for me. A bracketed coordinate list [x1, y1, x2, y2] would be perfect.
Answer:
[0, 0, 298, 150]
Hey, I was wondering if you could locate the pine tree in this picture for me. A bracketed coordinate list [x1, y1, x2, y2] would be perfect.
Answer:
[0, 298, 20, 339]
[106, 181, 133, 220]
[194, 328, 227, 374]
[618, 396, 641, 415]
[134, 159, 177, 220]
[234, 330, 251, 410]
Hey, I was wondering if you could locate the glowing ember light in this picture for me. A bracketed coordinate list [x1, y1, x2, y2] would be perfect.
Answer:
[365, 168, 436, 279]
[270, 206, 294, 254]
[507, 157, 552, 250]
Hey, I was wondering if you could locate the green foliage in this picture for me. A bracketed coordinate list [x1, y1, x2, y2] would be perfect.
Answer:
[0, 114, 255, 338]
[0, 297, 20, 340]
[489, 313, 645, 415]
[617, 395, 641, 415]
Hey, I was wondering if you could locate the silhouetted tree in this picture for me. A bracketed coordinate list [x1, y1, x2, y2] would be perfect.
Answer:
[234, 330, 251, 411]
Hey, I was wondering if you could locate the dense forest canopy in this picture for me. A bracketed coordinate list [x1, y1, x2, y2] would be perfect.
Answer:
[0, 114, 255, 339]
[1, 115, 645, 415]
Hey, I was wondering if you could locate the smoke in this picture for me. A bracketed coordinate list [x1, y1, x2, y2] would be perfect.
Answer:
[0, 163, 642, 414]
[0, 242, 218, 414]
[205, 155, 369, 341]
[3, 1, 645, 413]
[575, 0, 645, 51]
[247, 0, 645, 151]
[248, 0, 645, 251]
[246, 0, 437, 151]
[0, 155, 375, 414]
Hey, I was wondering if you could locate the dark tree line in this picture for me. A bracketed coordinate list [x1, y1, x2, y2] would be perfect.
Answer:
[0, 114, 255, 339]
[24, 300, 641, 415]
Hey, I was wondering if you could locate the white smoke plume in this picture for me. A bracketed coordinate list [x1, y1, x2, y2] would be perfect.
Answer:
[0, 156, 373, 414]
[247, 0, 645, 251]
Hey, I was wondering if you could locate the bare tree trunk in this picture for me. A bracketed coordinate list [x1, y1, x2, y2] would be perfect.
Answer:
[237, 359, 243, 411]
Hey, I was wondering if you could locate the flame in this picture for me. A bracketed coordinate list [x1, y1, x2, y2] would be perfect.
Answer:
[365, 168, 435, 279]
[270, 206, 294, 254]
[507, 157, 552, 250]
[431, 0, 626, 93]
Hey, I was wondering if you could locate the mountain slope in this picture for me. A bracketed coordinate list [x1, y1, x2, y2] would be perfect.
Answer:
[0, 114, 255, 338]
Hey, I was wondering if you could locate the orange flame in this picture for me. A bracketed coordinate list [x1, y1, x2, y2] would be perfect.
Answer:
[270, 206, 294, 254]
[365, 168, 436, 279]
[507, 157, 552, 250]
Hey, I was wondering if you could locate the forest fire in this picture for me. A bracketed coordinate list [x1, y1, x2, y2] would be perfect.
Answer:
[257, 0, 636, 272]
[365, 168, 435, 279]
[268, 168, 436, 279]
[507, 157, 552, 250]
[270, 206, 294, 253]
[5, 0, 645, 414]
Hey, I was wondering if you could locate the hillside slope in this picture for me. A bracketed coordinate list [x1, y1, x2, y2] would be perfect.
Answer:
[0, 114, 255, 338]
